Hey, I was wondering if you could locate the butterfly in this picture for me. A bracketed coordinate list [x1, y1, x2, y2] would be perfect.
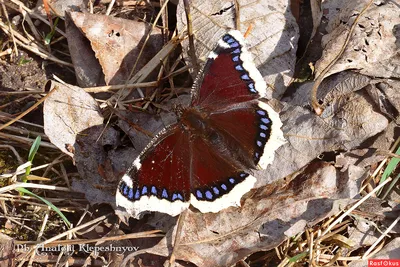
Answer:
[116, 30, 285, 218]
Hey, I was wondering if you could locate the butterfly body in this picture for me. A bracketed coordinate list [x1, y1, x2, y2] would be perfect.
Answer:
[116, 31, 286, 218]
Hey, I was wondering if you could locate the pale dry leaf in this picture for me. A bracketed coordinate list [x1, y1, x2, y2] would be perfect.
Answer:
[310, 0, 322, 41]
[284, 71, 371, 107]
[365, 84, 399, 122]
[335, 148, 385, 171]
[44, 0, 88, 17]
[365, 121, 398, 151]
[348, 221, 379, 248]
[68, 12, 163, 85]
[176, 0, 299, 99]
[371, 79, 400, 124]
[43, 80, 134, 205]
[43, 80, 103, 157]
[315, 0, 400, 79]
[65, 12, 105, 87]
[257, 99, 387, 186]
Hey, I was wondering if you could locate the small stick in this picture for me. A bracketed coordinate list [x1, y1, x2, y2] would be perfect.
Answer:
[0, 47, 12, 57]
[169, 210, 187, 267]
[183, 0, 199, 75]
[84, 81, 158, 93]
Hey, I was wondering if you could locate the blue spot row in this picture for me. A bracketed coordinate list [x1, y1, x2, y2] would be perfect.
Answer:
[221, 33, 258, 95]
[193, 172, 250, 201]
[254, 108, 272, 163]
[119, 182, 186, 202]
[194, 181, 231, 201]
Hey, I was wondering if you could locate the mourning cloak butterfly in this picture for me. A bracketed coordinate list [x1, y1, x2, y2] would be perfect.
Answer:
[116, 30, 285, 218]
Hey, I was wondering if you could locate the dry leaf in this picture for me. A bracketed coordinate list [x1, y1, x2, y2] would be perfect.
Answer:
[43, 80, 103, 157]
[65, 12, 105, 87]
[335, 149, 385, 171]
[0, 233, 14, 267]
[315, 0, 400, 79]
[67, 12, 163, 85]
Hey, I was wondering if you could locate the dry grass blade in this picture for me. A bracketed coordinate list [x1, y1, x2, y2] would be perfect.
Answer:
[0, 182, 72, 194]
[15, 230, 163, 247]
[0, 20, 72, 66]
[0, 0, 18, 56]
[84, 81, 158, 93]
[362, 215, 400, 259]
[101, 38, 182, 108]
[6, 0, 66, 37]
[0, 85, 59, 132]
[0, 159, 65, 179]
[319, 177, 392, 237]
[0, 132, 57, 149]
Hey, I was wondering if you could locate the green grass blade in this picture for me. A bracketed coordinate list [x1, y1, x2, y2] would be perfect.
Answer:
[16, 187, 71, 228]
[24, 136, 41, 182]
[288, 251, 309, 262]
[28, 136, 41, 162]
[380, 173, 400, 199]
[378, 146, 400, 197]
[44, 17, 60, 45]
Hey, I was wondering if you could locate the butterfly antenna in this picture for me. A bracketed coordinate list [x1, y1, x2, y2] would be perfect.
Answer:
[168, 209, 187, 267]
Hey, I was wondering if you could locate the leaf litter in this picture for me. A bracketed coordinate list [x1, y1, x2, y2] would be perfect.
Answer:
[0, 0, 399, 266]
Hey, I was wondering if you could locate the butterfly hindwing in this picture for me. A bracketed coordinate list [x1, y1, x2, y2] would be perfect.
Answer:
[208, 100, 285, 169]
[188, 136, 257, 213]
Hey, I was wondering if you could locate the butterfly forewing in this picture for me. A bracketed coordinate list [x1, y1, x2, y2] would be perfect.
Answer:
[191, 31, 267, 109]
